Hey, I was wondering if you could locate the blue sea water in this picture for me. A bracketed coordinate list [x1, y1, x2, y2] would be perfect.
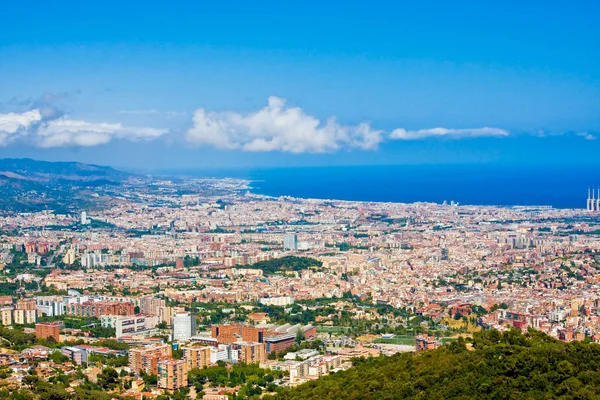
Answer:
[183, 165, 600, 209]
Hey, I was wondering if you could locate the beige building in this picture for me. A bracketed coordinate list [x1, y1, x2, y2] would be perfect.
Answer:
[182, 345, 211, 370]
[63, 248, 76, 265]
[0, 308, 12, 325]
[158, 358, 188, 390]
[128, 344, 171, 375]
[232, 342, 266, 364]
[12, 309, 36, 325]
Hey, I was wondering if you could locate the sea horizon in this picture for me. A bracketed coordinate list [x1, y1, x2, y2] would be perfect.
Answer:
[158, 164, 600, 209]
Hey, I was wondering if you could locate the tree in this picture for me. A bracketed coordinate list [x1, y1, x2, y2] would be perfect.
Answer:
[274, 329, 600, 400]
[141, 371, 157, 386]
[295, 330, 305, 345]
[172, 347, 183, 359]
[157, 321, 169, 330]
[97, 367, 119, 390]
[48, 351, 70, 364]
[90, 326, 115, 338]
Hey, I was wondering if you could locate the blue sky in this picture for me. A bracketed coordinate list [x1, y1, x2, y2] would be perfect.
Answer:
[0, 0, 599, 170]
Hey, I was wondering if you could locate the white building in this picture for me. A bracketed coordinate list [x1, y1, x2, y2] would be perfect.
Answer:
[283, 234, 298, 250]
[36, 296, 65, 316]
[81, 252, 126, 268]
[210, 344, 232, 364]
[259, 295, 295, 307]
[101, 314, 159, 338]
[172, 313, 196, 341]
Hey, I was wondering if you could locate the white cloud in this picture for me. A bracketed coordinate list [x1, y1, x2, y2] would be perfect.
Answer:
[0, 110, 43, 146]
[389, 127, 509, 140]
[0, 109, 167, 148]
[577, 132, 596, 141]
[119, 109, 187, 118]
[36, 118, 168, 147]
[118, 109, 160, 115]
[186, 96, 383, 153]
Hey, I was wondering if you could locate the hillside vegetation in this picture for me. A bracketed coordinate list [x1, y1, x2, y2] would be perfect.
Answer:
[274, 329, 600, 400]
[0, 158, 131, 181]
[0, 158, 131, 213]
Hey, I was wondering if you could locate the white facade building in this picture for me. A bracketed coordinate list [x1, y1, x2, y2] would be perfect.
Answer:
[283, 234, 298, 250]
[36, 296, 65, 316]
[172, 312, 196, 341]
[101, 314, 159, 338]
[259, 295, 295, 307]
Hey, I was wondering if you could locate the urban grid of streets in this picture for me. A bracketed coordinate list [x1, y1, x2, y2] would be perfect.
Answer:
[1, 176, 600, 396]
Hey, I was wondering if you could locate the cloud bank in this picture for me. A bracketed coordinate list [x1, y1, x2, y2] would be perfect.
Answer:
[0, 109, 168, 147]
[37, 118, 168, 147]
[186, 96, 383, 153]
[1, 95, 539, 152]
[577, 132, 597, 141]
[389, 127, 509, 140]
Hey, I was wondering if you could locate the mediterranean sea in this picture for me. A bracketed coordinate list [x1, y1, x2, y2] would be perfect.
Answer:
[184, 164, 600, 209]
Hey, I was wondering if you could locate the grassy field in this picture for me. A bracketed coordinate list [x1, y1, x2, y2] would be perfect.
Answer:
[442, 317, 481, 333]
[374, 336, 416, 345]
[317, 326, 352, 334]
[374, 336, 460, 346]
[356, 334, 379, 342]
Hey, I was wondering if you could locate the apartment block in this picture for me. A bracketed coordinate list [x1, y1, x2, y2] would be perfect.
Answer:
[231, 342, 266, 364]
[158, 358, 188, 390]
[35, 322, 60, 342]
[61, 346, 87, 365]
[182, 345, 211, 369]
[128, 344, 171, 375]
[66, 301, 135, 318]
[12, 309, 37, 325]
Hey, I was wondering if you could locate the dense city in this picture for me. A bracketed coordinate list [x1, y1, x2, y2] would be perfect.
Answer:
[1, 176, 600, 399]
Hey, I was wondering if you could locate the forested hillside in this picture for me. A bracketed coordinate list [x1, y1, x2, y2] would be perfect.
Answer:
[273, 329, 600, 400]
[248, 256, 322, 275]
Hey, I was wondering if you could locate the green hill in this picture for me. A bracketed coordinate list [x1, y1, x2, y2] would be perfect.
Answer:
[273, 329, 600, 400]
[0, 158, 132, 213]
[0, 158, 131, 181]
[248, 256, 322, 275]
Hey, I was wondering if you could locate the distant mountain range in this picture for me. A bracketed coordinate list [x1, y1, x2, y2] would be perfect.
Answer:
[0, 158, 132, 214]
[0, 158, 132, 183]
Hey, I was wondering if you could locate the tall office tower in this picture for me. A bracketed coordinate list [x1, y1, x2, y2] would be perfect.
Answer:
[81, 211, 88, 225]
[441, 248, 449, 261]
[283, 233, 298, 250]
[172, 312, 196, 341]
